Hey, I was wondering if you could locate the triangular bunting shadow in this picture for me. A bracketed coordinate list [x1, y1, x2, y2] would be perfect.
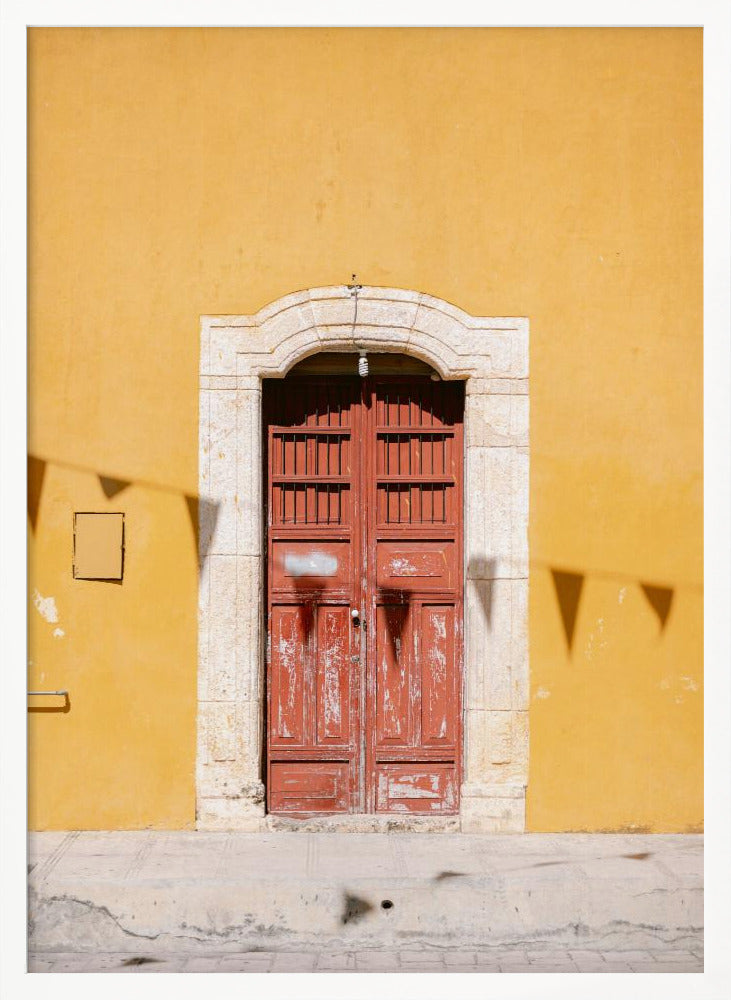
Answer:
[99, 475, 131, 499]
[28, 455, 47, 531]
[641, 584, 674, 631]
[185, 495, 220, 567]
[551, 569, 584, 653]
[466, 556, 497, 629]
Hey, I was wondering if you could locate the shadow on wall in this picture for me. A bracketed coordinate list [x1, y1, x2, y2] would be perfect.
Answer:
[272, 581, 417, 670]
[466, 556, 497, 629]
[548, 569, 675, 653]
[185, 494, 221, 572]
[27, 455, 47, 532]
[27, 452, 222, 576]
[550, 569, 585, 653]
[290, 584, 326, 641]
[467, 555, 678, 656]
[27, 693, 71, 714]
[99, 476, 131, 499]
[28, 453, 682, 659]
[640, 584, 674, 631]
[379, 589, 411, 666]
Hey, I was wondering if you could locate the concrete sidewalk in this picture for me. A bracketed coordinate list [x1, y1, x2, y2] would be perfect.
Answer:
[28, 831, 703, 973]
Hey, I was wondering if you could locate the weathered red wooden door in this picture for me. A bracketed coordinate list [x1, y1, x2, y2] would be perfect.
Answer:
[264, 370, 464, 816]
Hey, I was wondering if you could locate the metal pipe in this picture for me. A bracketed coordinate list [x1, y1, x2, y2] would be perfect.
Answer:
[27, 691, 68, 697]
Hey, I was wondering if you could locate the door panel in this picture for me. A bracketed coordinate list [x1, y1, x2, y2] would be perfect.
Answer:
[269, 606, 307, 745]
[315, 605, 352, 745]
[376, 540, 455, 589]
[265, 378, 362, 815]
[366, 377, 464, 815]
[375, 603, 413, 747]
[265, 371, 463, 816]
[420, 604, 456, 747]
[270, 761, 350, 813]
[271, 540, 351, 591]
[375, 763, 458, 814]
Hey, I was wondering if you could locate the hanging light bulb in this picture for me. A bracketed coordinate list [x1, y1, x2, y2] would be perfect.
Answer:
[358, 350, 369, 377]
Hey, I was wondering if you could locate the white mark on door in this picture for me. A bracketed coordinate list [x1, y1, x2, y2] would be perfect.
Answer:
[390, 557, 417, 575]
[285, 552, 338, 577]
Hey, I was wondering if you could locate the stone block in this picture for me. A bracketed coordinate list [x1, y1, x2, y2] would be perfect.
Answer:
[196, 796, 266, 831]
[235, 390, 263, 557]
[199, 318, 212, 376]
[315, 952, 357, 971]
[354, 325, 412, 347]
[355, 296, 420, 332]
[204, 556, 238, 701]
[197, 558, 211, 699]
[355, 951, 401, 970]
[309, 294, 361, 331]
[259, 301, 317, 351]
[466, 446, 528, 580]
[207, 390, 239, 554]
[209, 327, 240, 377]
[201, 702, 237, 763]
[482, 323, 529, 378]
[410, 327, 476, 378]
[465, 578, 528, 710]
[235, 555, 263, 700]
[196, 756, 263, 799]
[413, 300, 469, 344]
[486, 711, 513, 764]
[460, 783, 526, 833]
[466, 378, 529, 396]
[265, 330, 321, 375]
[233, 697, 263, 766]
[466, 392, 528, 448]
[205, 375, 237, 390]
[271, 952, 318, 971]
[464, 711, 528, 785]
[198, 390, 211, 494]
[256, 288, 311, 324]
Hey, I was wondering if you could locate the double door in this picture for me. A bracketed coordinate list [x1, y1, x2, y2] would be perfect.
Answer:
[264, 373, 464, 815]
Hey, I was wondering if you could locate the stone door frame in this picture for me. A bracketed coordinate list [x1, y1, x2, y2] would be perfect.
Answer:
[198, 286, 529, 831]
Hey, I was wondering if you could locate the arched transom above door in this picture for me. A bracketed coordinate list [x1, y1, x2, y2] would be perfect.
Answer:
[198, 286, 529, 832]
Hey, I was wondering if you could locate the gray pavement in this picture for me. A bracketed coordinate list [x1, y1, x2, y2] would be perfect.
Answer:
[28, 831, 703, 973]
[28, 947, 703, 973]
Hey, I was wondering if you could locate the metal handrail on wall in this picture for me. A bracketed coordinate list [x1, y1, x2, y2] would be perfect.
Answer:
[27, 690, 69, 696]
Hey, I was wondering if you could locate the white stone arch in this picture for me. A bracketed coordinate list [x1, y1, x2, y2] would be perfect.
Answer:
[198, 286, 529, 831]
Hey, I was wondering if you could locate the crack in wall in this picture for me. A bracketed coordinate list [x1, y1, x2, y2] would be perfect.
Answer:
[29, 891, 288, 948]
[30, 888, 702, 954]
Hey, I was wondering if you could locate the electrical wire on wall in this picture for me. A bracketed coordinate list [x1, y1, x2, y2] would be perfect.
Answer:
[347, 274, 367, 375]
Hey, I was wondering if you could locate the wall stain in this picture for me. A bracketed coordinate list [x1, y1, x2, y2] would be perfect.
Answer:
[341, 893, 374, 925]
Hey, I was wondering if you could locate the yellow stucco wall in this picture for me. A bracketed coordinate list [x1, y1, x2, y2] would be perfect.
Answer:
[28, 27, 702, 831]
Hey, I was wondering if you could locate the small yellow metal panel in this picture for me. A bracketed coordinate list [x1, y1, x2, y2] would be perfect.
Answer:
[73, 513, 124, 580]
